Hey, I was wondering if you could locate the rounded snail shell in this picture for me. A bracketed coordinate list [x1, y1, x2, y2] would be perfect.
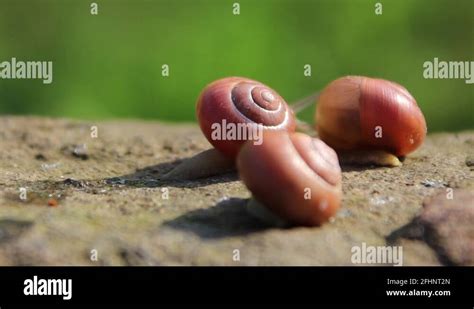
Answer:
[197, 77, 296, 158]
[237, 130, 342, 226]
[316, 76, 427, 157]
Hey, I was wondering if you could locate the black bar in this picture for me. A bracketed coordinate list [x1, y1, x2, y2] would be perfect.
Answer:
[0, 267, 471, 306]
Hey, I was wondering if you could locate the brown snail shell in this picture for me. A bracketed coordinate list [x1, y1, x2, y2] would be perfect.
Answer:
[316, 76, 427, 157]
[197, 77, 296, 158]
[237, 130, 342, 226]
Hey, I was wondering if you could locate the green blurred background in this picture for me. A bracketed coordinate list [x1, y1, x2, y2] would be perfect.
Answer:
[0, 0, 472, 131]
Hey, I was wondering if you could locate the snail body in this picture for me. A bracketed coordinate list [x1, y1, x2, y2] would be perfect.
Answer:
[316, 76, 427, 158]
[197, 77, 296, 158]
[237, 131, 342, 226]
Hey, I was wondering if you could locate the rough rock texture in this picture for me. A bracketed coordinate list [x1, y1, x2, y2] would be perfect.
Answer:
[418, 190, 473, 265]
[0, 116, 472, 266]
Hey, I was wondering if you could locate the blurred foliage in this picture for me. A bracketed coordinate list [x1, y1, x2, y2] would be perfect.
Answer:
[0, 0, 472, 132]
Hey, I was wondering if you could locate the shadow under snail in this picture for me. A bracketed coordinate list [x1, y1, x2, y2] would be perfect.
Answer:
[163, 75, 427, 180]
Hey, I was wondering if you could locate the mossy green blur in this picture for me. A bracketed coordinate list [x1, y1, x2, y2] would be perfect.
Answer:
[0, 0, 472, 132]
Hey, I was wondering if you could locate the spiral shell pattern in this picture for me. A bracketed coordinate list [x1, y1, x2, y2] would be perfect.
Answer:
[230, 81, 290, 127]
[197, 77, 296, 157]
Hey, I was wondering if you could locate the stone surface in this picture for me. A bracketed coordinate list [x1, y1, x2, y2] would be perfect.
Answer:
[0, 116, 472, 266]
[419, 190, 474, 265]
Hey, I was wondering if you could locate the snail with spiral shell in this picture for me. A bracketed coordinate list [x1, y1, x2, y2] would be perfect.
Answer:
[163, 77, 297, 180]
[196, 77, 296, 158]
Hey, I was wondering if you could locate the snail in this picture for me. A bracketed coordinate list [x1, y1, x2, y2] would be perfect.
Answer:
[163, 75, 426, 180]
[163, 77, 296, 180]
[315, 76, 427, 166]
[197, 77, 296, 157]
[237, 130, 342, 226]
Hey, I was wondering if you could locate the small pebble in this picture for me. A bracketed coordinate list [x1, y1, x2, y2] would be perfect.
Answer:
[47, 198, 58, 207]
[421, 179, 446, 188]
[73, 144, 89, 160]
[370, 196, 395, 206]
[35, 153, 47, 161]
[465, 156, 474, 167]
[63, 178, 86, 188]
[41, 162, 61, 171]
[61, 144, 89, 160]
[106, 177, 126, 185]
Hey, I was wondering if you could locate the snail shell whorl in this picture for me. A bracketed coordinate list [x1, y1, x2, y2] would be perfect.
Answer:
[197, 77, 296, 158]
[316, 76, 427, 157]
[237, 131, 342, 226]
